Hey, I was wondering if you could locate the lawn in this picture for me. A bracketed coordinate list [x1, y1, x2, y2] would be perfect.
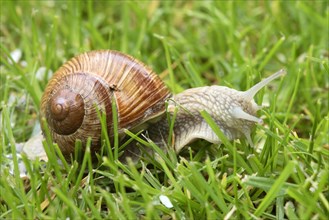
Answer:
[0, 1, 328, 219]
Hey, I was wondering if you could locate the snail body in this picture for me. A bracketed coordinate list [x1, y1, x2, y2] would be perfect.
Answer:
[40, 50, 284, 159]
[161, 69, 285, 152]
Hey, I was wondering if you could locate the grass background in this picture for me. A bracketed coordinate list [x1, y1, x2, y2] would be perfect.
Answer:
[1, 1, 328, 219]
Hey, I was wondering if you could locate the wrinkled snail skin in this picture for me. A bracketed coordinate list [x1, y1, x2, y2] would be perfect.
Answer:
[145, 69, 285, 154]
[40, 49, 285, 160]
[40, 50, 170, 158]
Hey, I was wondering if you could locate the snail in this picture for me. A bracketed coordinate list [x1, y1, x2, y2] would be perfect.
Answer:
[40, 50, 285, 160]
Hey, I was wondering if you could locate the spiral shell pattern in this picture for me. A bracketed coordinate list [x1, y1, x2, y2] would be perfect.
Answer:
[40, 50, 170, 157]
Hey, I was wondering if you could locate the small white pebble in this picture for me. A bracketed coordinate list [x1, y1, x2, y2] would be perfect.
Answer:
[9, 49, 22, 63]
[8, 156, 28, 178]
[242, 176, 248, 182]
[35, 66, 53, 81]
[159, 195, 173, 208]
[22, 132, 48, 161]
[20, 60, 28, 67]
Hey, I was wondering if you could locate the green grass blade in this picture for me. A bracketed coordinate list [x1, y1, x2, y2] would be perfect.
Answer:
[254, 161, 296, 217]
[200, 110, 253, 173]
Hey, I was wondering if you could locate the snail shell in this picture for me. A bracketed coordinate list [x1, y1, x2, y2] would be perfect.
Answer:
[40, 50, 171, 157]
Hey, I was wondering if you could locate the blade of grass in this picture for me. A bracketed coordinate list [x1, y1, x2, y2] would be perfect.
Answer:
[200, 110, 253, 173]
[254, 161, 295, 217]
[111, 96, 119, 160]
[258, 36, 285, 71]
[51, 187, 85, 218]
[72, 137, 92, 196]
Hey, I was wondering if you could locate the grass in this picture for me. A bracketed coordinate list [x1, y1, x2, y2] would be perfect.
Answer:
[1, 1, 328, 219]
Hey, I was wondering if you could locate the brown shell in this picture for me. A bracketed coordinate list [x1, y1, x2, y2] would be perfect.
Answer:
[40, 50, 171, 157]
